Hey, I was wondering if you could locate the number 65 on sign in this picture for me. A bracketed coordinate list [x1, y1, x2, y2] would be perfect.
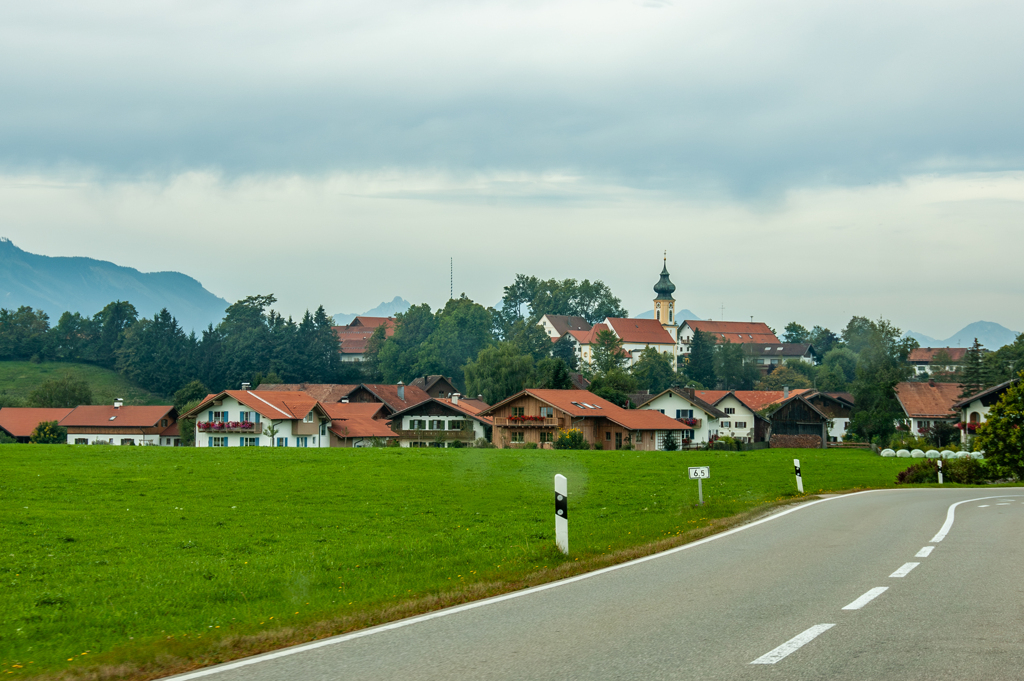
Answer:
[688, 466, 710, 479]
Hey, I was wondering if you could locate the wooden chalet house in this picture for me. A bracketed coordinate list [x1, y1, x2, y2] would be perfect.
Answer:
[387, 394, 493, 447]
[766, 395, 830, 448]
[479, 389, 686, 450]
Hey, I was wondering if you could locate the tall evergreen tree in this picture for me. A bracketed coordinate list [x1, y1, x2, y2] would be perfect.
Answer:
[959, 338, 987, 398]
[687, 328, 717, 389]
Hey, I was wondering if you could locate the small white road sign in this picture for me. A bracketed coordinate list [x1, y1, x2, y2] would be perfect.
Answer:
[688, 466, 710, 480]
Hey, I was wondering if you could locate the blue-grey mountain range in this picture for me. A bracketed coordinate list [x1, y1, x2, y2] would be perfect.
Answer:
[332, 296, 412, 326]
[907, 321, 1020, 351]
[0, 238, 228, 333]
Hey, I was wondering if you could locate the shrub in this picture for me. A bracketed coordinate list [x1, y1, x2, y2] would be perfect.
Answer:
[553, 428, 587, 450]
[974, 372, 1024, 480]
[472, 437, 494, 449]
[0, 431, 16, 444]
[942, 457, 993, 485]
[896, 458, 939, 484]
[448, 439, 464, 449]
[30, 420, 67, 444]
[888, 433, 930, 451]
[662, 432, 679, 451]
[522, 442, 538, 450]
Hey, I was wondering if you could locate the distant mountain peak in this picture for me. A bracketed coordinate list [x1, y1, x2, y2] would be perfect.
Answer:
[333, 296, 412, 326]
[907, 320, 1020, 350]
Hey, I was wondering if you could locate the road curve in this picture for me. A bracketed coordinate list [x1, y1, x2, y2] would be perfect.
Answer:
[166, 488, 1024, 681]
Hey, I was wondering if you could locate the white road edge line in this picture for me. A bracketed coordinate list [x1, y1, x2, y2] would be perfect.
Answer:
[842, 587, 888, 610]
[166, 492, 879, 680]
[931, 494, 1024, 543]
[889, 562, 920, 578]
[915, 546, 934, 558]
[750, 624, 836, 664]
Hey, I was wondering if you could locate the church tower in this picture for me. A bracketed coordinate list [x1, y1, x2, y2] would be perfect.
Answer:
[653, 255, 677, 341]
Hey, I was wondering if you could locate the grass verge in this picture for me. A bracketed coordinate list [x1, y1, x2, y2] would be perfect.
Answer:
[2, 445, 910, 679]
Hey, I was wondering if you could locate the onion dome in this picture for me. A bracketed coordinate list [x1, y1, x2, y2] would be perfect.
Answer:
[654, 259, 676, 300]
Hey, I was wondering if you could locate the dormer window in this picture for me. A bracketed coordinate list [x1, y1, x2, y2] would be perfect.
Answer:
[304, 412, 315, 423]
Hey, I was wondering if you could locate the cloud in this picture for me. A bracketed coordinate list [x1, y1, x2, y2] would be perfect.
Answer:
[1, 1, 1023, 193]
[2, 169, 1022, 338]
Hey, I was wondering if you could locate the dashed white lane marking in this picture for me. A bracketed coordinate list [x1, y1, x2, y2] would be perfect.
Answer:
[997, 503, 1011, 506]
[915, 546, 935, 558]
[890, 562, 920, 578]
[842, 587, 888, 610]
[750, 624, 836, 664]
[979, 505, 990, 507]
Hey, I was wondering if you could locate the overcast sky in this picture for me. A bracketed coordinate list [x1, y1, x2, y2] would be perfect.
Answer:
[2, 0, 1023, 339]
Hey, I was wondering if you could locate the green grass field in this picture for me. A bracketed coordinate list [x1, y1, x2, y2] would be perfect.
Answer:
[0, 361, 167, 406]
[1, 445, 910, 678]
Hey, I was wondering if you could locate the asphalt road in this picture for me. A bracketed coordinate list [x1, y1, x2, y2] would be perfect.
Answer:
[168, 488, 1024, 681]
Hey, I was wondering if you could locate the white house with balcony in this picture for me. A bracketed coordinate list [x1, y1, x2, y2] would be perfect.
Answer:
[386, 394, 493, 447]
[183, 389, 333, 447]
[951, 379, 1017, 443]
[636, 388, 725, 445]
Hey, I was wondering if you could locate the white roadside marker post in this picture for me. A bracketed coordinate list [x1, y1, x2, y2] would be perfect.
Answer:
[794, 459, 804, 494]
[937, 459, 943, 484]
[555, 474, 568, 555]
[688, 466, 710, 505]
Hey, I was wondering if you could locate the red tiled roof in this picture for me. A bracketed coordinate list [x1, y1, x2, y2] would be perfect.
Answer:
[635, 389, 727, 419]
[684, 321, 780, 345]
[256, 383, 357, 402]
[334, 318, 395, 355]
[484, 389, 685, 431]
[894, 382, 962, 418]
[733, 390, 811, 412]
[541, 315, 592, 336]
[321, 402, 388, 420]
[908, 347, 969, 363]
[60, 405, 175, 428]
[691, 390, 732, 406]
[602, 408, 687, 431]
[160, 422, 180, 437]
[359, 384, 431, 413]
[388, 397, 494, 425]
[605, 318, 676, 345]
[0, 408, 75, 438]
[568, 323, 609, 345]
[329, 416, 396, 440]
[183, 391, 326, 421]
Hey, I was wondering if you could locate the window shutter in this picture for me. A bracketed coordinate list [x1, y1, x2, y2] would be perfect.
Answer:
[255, 437, 260, 447]
[208, 437, 212, 447]
[208, 411, 213, 421]
[255, 413, 261, 423]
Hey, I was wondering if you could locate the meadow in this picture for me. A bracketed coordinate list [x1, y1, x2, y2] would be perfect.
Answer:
[1, 444, 910, 678]
[0, 362, 166, 407]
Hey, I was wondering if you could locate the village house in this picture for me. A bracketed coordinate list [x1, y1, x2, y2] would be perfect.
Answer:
[687, 389, 810, 443]
[907, 347, 968, 377]
[0, 407, 74, 443]
[742, 343, 816, 374]
[678, 321, 780, 356]
[333, 316, 395, 363]
[952, 379, 1017, 443]
[257, 382, 431, 417]
[256, 383, 358, 403]
[766, 394, 830, 448]
[184, 389, 332, 447]
[321, 402, 396, 447]
[387, 394, 493, 447]
[893, 380, 961, 435]
[538, 314, 592, 341]
[480, 389, 686, 450]
[801, 391, 855, 442]
[62, 400, 178, 446]
[636, 388, 725, 445]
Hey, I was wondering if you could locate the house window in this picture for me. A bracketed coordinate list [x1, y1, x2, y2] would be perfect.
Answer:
[722, 421, 731, 428]
[657, 409, 665, 414]
[918, 420, 930, 429]
[429, 420, 445, 430]
[605, 431, 611, 440]
[511, 432, 524, 443]
[120, 438, 135, 446]
[448, 420, 468, 431]
[242, 437, 258, 446]
[676, 409, 693, 419]
[75, 438, 88, 445]
[276, 437, 288, 447]
[724, 408, 736, 415]
[211, 411, 228, 422]
[511, 407, 525, 417]
[540, 432, 554, 443]
[734, 421, 747, 428]
[296, 436, 309, 447]
[161, 419, 168, 427]
[239, 411, 252, 422]
[540, 407, 554, 418]
[303, 412, 315, 423]
[211, 437, 227, 447]
[409, 419, 427, 430]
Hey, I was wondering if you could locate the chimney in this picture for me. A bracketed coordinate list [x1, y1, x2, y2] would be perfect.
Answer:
[452, 392, 460, 405]
[241, 382, 251, 391]
[783, 386, 789, 399]
[114, 398, 123, 409]
[397, 381, 405, 401]
[478, 394, 484, 402]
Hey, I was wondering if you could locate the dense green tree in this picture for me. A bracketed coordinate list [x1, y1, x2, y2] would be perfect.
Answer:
[176, 398, 202, 448]
[503, 318, 551, 361]
[822, 348, 858, 385]
[847, 318, 916, 443]
[782, 322, 810, 343]
[755, 364, 812, 390]
[534, 357, 574, 390]
[464, 342, 535, 405]
[814, 363, 848, 393]
[173, 380, 209, 412]
[360, 324, 388, 382]
[552, 335, 579, 371]
[589, 367, 638, 407]
[415, 296, 494, 389]
[631, 346, 676, 394]
[30, 420, 67, 444]
[841, 316, 878, 354]
[807, 326, 840, 360]
[983, 333, 1024, 385]
[116, 309, 191, 396]
[496, 274, 627, 331]
[589, 329, 627, 375]
[48, 311, 97, 362]
[714, 343, 759, 390]
[28, 373, 93, 408]
[958, 338, 987, 398]
[687, 328, 717, 389]
[0, 306, 51, 360]
[974, 372, 1024, 479]
[94, 300, 139, 368]
[377, 303, 438, 384]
